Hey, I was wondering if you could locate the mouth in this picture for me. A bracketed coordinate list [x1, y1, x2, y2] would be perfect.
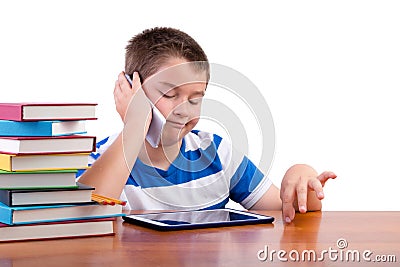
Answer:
[167, 120, 187, 129]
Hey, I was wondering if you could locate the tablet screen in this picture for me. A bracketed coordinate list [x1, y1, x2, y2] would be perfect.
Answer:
[138, 210, 259, 225]
[123, 209, 274, 230]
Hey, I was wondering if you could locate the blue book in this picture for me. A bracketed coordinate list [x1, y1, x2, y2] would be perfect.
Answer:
[0, 202, 125, 225]
[0, 120, 86, 136]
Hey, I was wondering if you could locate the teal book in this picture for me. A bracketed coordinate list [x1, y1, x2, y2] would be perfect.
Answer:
[0, 120, 86, 136]
[0, 201, 125, 225]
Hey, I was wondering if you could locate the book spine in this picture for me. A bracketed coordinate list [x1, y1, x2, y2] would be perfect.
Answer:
[0, 105, 22, 121]
[0, 121, 51, 136]
[0, 154, 12, 172]
[0, 203, 12, 224]
[0, 190, 12, 206]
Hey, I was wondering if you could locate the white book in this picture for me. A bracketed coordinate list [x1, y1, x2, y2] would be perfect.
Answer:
[0, 218, 115, 242]
[0, 135, 96, 155]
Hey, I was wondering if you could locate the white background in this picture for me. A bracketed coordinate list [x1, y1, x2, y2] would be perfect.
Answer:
[1, 0, 399, 211]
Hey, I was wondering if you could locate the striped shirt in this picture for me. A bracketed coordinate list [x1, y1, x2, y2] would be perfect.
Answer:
[81, 130, 272, 210]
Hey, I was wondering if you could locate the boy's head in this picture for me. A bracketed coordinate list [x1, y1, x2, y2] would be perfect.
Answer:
[125, 27, 209, 147]
[125, 27, 209, 82]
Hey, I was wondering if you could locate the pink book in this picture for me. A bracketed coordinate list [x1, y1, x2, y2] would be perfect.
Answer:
[0, 103, 97, 121]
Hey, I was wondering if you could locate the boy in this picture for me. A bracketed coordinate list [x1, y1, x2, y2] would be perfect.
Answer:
[79, 27, 336, 223]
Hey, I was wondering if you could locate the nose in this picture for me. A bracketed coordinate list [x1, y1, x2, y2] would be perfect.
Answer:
[172, 99, 190, 118]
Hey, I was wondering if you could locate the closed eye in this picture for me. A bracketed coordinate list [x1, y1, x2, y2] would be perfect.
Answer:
[163, 94, 175, 99]
[189, 98, 202, 105]
[158, 89, 176, 99]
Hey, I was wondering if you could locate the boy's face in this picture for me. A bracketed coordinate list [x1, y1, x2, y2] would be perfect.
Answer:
[142, 58, 208, 147]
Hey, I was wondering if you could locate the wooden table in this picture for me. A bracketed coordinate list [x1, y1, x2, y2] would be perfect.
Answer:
[0, 211, 399, 266]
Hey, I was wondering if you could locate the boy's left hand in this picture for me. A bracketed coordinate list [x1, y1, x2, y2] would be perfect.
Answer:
[280, 164, 337, 223]
[114, 72, 143, 122]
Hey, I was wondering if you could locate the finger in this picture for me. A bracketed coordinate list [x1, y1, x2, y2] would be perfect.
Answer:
[131, 72, 142, 92]
[114, 81, 121, 100]
[114, 80, 127, 104]
[114, 80, 122, 94]
[308, 178, 325, 200]
[117, 78, 135, 101]
[295, 177, 308, 214]
[317, 171, 337, 186]
[114, 72, 126, 96]
[118, 72, 132, 91]
[281, 185, 296, 223]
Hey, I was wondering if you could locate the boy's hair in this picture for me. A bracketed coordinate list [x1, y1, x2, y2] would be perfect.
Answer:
[125, 27, 209, 82]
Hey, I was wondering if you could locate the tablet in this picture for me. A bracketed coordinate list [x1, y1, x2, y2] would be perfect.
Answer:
[122, 209, 274, 231]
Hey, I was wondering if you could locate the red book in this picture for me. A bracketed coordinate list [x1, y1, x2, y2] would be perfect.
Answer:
[0, 135, 96, 155]
[0, 103, 97, 121]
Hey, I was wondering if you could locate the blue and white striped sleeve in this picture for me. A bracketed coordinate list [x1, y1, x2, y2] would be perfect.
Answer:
[218, 137, 272, 209]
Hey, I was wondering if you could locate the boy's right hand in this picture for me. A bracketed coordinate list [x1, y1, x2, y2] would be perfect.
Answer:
[114, 72, 152, 124]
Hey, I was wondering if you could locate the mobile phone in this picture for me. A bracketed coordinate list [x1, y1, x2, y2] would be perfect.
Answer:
[122, 209, 274, 231]
[124, 73, 166, 148]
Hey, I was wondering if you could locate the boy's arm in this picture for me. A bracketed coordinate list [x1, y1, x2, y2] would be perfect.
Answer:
[250, 164, 336, 223]
[78, 72, 151, 199]
[250, 184, 282, 210]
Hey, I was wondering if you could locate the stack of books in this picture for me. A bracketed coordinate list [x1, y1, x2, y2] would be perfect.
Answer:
[0, 103, 124, 242]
